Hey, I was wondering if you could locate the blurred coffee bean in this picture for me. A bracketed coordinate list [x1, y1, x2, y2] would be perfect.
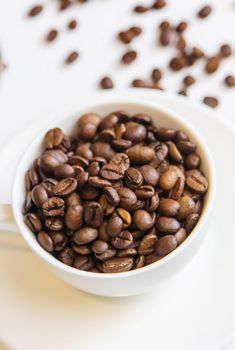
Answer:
[185, 213, 200, 233]
[54, 164, 75, 179]
[177, 196, 195, 220]
[25, 169, 39, 191]
[32, 184, 48, 208]
[122, 50, 137, 64]
[155, 235, 177, 256]
[102, 257, 133, 273]
[73, 256, 94, 271]
[84, 201, 103, 228]
[45, 217, 64, 232]
[175, 228, 187, 245]
[203, 96, 219, 108]
[198, 5, 212, 18]
[37, 231, 54, 252]
[138, 233, 157, 255]
[28, 4, 43, 16]
[25, 213, 42, 232]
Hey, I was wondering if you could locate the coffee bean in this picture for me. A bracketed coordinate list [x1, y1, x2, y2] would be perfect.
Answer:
[54, 164, 75, 179]
[159, 20, 171, 31]
[32, 184, 48, 208]
[158, 198, 180, 217]
[167, 142, 183, 163]
[183, 75, 195, 86]
[112, 230, 133, 250]
[117, 248, 137, 257]
[138, 233, 157, 255]
[91, 142, 115, 161]
[73, 227, 98, 245]
[53, 177, 77, 197]
[146, 192, 160, 212]
[72, 243, 91, 255]
[220, 44, 232, 58]
[185, 153, 201, 169]
[176, 21, 188, 33]
[100, 77, 114, 89]
[205, 56, 220, 74]
[102, 257, 133, 273]
[133, 255, 145, 269]
[84, 202, 103, 228]
[186, 173, 208, 193]
[65, 205, 83, 230]
[135, 185, 155, 199]
[152, 0, 166, 9]
[98, 195, 115, 216]
[46, 30, 58, 42]
[132, 79, 149, 88]
[60, 0, 72, 10]
[152, 68, 162, 82]
[203, 96, 219, 108]
[125, 167, 143, 189]
[98, 221, 111, 242]
[73, 256, 94, 271]
[122, 50, 137, 64]
[28, 5, 43, 17]
[68, 19, 77, 30]
[103, 187, 120, 206]
[107, 216, 123, 237]
[157, 128, 176, 141]
[58, 247, 76, 266]
[41, 178, 58, 196]
[25, 168, 39, 191]
[45, 217, 64, 232]
[124, 122, 146, 143]
[140, 165, 160, 187]
[23, 192, 33, 215]
[176, 36, 186, 50]
[156, 217, 180, 234]
[78, 123, 97, 141]
[159, 30, 171, 46]
[175, 228, 187, 244]
[130, 26, 142, 36]
[168, 177, 185, 200]
[159, 169, 178, 191]
[134, 5, 149, 13]
[42, 197, 65, 216]
[127, 145, 155, 165]
[91, 240, 109, 254]
[133, 209, 154, 231]
[169, 56, 186, 71]
[37, 231, 54, 252]
[51, 232, 67, 251]
[116, 208, 131, 228]
[118, 31, 133, 44]
[155, 235, 177, 256]
[40, 150, 68, 174]
[25, 213, 42, 232]
[96, 248, 117, 262]
[198, 5, 212, 18]
[177, 141, 196, 155]
[224, 75, 235, 87]
[118, 187, 137, 210]
[185, 213, 200, 233]
[177, 196, 195, 220]
[69, 155, 89, 168]
[65, 51, 79, 64]
[88, 176, 112, 188]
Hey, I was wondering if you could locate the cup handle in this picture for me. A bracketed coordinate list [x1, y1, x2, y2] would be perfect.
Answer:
[0, 204, 19, 233]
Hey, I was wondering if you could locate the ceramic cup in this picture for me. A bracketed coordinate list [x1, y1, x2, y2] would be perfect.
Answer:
[2, 95, 216, 297]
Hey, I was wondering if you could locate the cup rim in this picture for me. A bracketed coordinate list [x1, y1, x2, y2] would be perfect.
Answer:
[12, 94, 216, 279]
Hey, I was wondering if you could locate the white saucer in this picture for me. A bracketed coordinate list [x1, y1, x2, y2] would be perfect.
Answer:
[1, 90, 235, 350]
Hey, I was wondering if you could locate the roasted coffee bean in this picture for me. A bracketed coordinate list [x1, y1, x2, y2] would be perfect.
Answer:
[46, 29, 58, 42]
[41, 178, 58, 196]
[127, 145, 155, 165]
[167, 142, 183, 163]
[54, 164, 75, 179]
[25, 169, 39, 191]
[58, 247, 76, 266]
[79, 113, 101, 127]
[102, 257, 133, 273]
[59, 0, 72, 10]
[112, 139, 132, 151]
[117, 248, 137, 257]
[151, 68, 162, 82]
[140, 165, 160, 187]
[169, 56, 186, 71]
[185, 153, 201, 169]
[133, 210, 154, 231]
[42, 197, 65, 216]
[138, 233, 157, 255]
[106, 216, 123, 237]
[124, 122, 146, 143]
[185, 213, 200, 233]
[152, 0, 166, 9]
[98, 129, 116, 142]
[158, 198, 180, 217]
[73, 256, 94, 271]
[224, 75, 235, 87]
[73, 227, 98, 245]
[205, 56, 220, 74]
[122, 50, 137, 64]
[135, 185, 155, 199]
[72, 243, 91, 255]
[177, 196, 195, 220]
[177, 141, 196, 155]
[220, 44, 232, 58]
[155, 235, 177, 256]
[133, 255, 145, 269]
[66, 192, 81, 206]
[176, 21, 188, 33]
[97, 221, 110, 242]
[110, 153, 130, 171]
[183, 75, 195, 86]
[32, 184, 48, 208]
[186, 173, 208, 193]
[76, 143, 93, 160]
[118, 187, 137, 210]
[76, 171, 89, 188]
[112, 230, 133, 250]
[176, 36, 186, 50]
[198, 5, 212, 18]
[146, 192, 160, 212]
[68, 155, 89, 168]
[80, 184, 100, 200]
[89, 176, 112, 188]
[134, 5, 149, 13]
[145, 254, 162, 265]
[28, 4, 43, 16]
[203, 96, 219, 108]
[23, 192, 33, 214]
[116, 208, 131, 228]
[175, 227, 187, 245]
[51, 232, 67, 251]
[159, 20, 170, 30]
[156, 217, 180, 234]
[132, 79, 149, 88]
[159, 169, 178, 191]
[25, 213, 42, 232]
[100, 76, 114, 89]
[53, 177, 77, 197]
[65, 205, 83, 230]
[159, 30, 171, 46]
[98, 195, 115, 216]
[78, 122, 97, 141]
[91, 142, 115, 161]
[103, 187, 120, 206]
[68, 19, 77, 30]
[65, 51, 79, 64]
[157, 128, 176, 141]
[84, 202, 103, 228]
[125, 167, 143, 189]
[40, 150, 68, 174]
[100, 163, 124, 181]
[45, 217, 64, 232]
[37, 231, 54, 252]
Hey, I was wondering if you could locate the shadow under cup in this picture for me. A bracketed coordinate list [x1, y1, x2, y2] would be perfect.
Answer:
[12, 98, 216, 297]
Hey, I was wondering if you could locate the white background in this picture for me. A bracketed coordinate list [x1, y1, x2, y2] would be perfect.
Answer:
[0, 0, 235, 148]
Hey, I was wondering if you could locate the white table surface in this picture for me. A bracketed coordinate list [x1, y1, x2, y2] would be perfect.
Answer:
[0, 0, 235, 148]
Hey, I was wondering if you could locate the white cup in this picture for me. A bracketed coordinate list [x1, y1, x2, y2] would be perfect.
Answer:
[1, 95, 216, 297]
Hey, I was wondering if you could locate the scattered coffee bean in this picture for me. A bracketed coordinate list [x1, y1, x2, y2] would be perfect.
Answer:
[169, 56, 186, 71]
[220, 44, 232, 58]
[183, 75, 195, 86]
[24, 110, 208, 273]
[60, 0, 72, 11]
[224, 75, 235, 87]
[152, 68, 162, 82]
[152, 0, 166, 10]
[203, 96, 219, 108]
[198, 5, 212, 18]
[121, 50, 137, 64]
[176, 21, 188, 33]
[100, 77, 114, 89]
[28, 4, 43, 17]
[65, 51, 79, 64]
[68, 19, 77, 30]
[205, 56, 220, 74]
[46, 30, 58, 42]
[131, 79, 149, 88]
[134, 5, 149, 13]
[159, 29, 171, 46]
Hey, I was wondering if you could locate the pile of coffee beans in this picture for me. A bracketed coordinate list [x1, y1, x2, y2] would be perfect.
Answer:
[23, 110, 208, 273]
